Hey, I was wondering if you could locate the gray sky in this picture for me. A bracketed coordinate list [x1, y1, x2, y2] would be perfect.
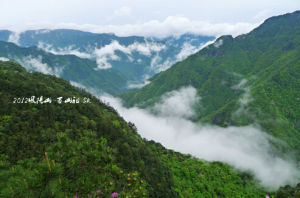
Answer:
[1, 0, 299, 37]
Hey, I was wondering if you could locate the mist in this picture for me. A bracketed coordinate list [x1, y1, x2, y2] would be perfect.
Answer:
[17, 56, 63, 77]
[99, 86, 300, 190]
[38, 42, 92, 59]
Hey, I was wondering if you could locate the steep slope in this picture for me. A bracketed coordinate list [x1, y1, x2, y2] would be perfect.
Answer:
[0, 60, 175, 197]
[0, 60, 283, 197]
[0, 41, 128, 94]
[0, 29, 214, 85]
[121, 11, 300, 151]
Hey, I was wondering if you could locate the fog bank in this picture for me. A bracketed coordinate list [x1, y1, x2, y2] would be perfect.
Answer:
[100, 86, 300, 190]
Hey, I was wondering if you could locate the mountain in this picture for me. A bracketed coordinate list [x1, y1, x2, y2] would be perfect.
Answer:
[1, 60, 287, 197]
[121, 11, 300, 153]
[0, 29, 214, 87]
[0, 41, 129, 94]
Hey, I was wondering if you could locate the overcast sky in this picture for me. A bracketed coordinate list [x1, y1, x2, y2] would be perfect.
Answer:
[1, 0, 299, 37]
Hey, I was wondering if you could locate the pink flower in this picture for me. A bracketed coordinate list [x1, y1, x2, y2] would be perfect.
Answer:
[111, 192, 119, 197]
[74, 195, 78, 198]
[96, 189, 103, 194]
[266, 196, 270, 198]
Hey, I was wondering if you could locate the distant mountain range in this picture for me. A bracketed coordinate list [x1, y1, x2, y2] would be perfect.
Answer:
[0, 41, 128, 94]
[121, 10, 300, 153]
[0, 29, 214, 91]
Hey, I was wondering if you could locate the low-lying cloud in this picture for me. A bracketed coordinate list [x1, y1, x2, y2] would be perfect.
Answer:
[38, 42, 92, 59]
[0, 57, 9, 62]
[8, 32, 20, 45]
[151, 40, 215, 73]
[152, 86, 200, 119]
[18, 55, 63, 77]
[39, 39, 167, 70]
[213, 39, 223, 48]
[99, 86, 300, 190]
[127, 74, 151, 89]
[231, 79, 255, 119]
[94, 40, 166, 69]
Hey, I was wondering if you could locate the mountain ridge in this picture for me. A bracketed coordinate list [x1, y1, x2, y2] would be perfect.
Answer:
[120, 10, 300, 152]
[0, 29, 215, 85]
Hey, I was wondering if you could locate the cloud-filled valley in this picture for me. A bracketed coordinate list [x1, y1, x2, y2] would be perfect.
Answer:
[37, 39, 168, 70]
[34, 36, 214, 88]
[98, 86, 300, 190]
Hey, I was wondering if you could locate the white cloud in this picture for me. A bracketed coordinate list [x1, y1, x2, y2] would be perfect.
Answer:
[152, 86, 200, 119]
[127, 80, 150, 89]
[3, 16, 259, 39]
[237, 80, 252, 106]
[38, 42, 92, 59]
[38, 40, 168, 70]
[99, 86, 300, 190]
[175, 41, 212, 61]
[70, 80, 102, 96]
[0, 57, 9, 62]
[18, 55, 63, 77]
[85, 16, 258, 38]
[114, 6, 132, 17]
[128, 41, 166, 56]
[93, 40, 126, 69]
[69, 81, 86, 89]
[176, 43, 197, 60]
[150, 53, 162, 70]
[231, 79, 255, 118]
[8, 32, 20, 45]
[213, 39, 223, 48]
[127, 74, 151, 89]
[35, 29, 51, 34]
[152, 57, 173, 72]
[0, 0, 298, 34]
[150, 40, 215, 73]
[93, 40, 166, 69]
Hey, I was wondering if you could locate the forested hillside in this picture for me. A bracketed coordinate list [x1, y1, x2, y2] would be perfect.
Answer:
[3, 60, 297, 197]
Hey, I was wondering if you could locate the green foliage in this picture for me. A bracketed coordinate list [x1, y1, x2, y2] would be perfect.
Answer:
[0, 132, 148, 197]
[0, 61, 174, 197]
[146, 142, 266, 198]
